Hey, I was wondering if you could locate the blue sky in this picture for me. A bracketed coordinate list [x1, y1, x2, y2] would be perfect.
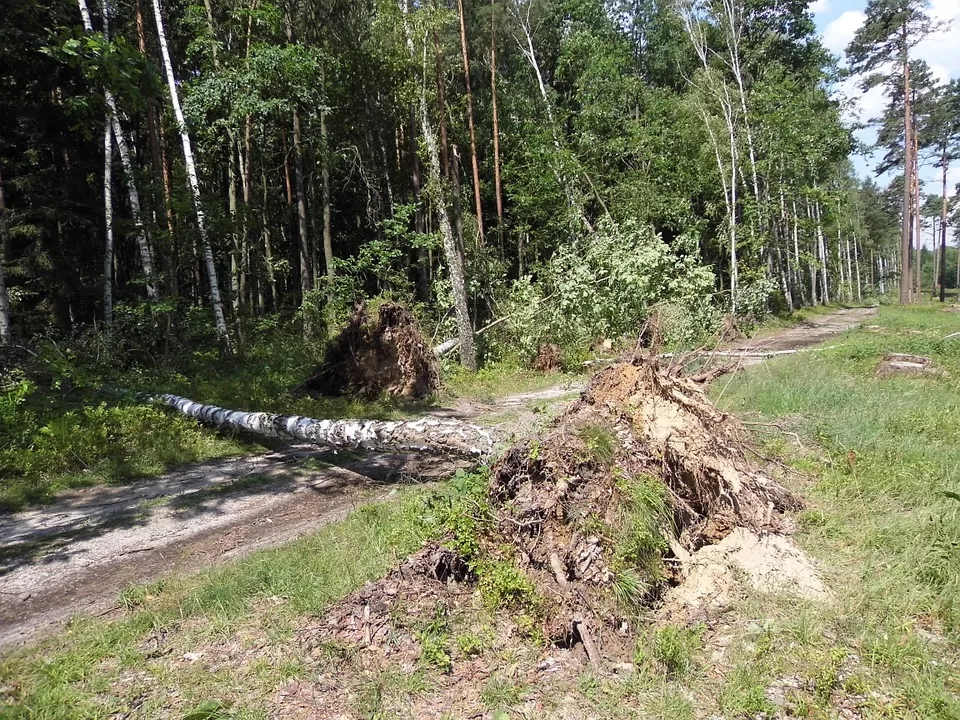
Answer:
[811, 0, 959, 199]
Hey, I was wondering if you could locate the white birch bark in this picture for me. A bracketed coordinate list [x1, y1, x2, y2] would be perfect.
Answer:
[790, 199, 806, 306]
[853, 235, 862, 301]
[401, 1, 477, 371]
[681, 8, 738, 312]
[159, 394, 493, 456]
[77, 0, 157, 301]
[805, 200, 817, 304]
[719, 0, 761, 230]
[814, 200, 829, 304]
[508, 0, 592, 234]
[103, 114, 115, 327]
[151, 0, 232, 350]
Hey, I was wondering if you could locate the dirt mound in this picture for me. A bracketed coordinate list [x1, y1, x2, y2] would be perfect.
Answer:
[304, 356, 808, 668]
[660, 528, 831, 617]
[531, 343, 563, 372]
[302, 303, 440, 399]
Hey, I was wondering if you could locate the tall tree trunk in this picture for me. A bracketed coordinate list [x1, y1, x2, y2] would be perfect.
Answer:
[456, 0, 485, 245]
[135, 0, 177, 296]
[402, 1, 476, 371]
[151, 0, 231, 350]
[409, 107, 430, 303]
[913, 124, 921, 299]
[490, 0, 505, 256]
[900, 35, 913, 304]
[285, 8, 312, 317]
[261, 170, 278, 310]
[815, 200, 829, 304]
[291, 108, 311, 307]
[79, 0, 158, 301]
[510, 0, 591, 233]
[853, 234, 862, 301]
[791, 199, 806, 307]
[941, 151, 949, 302]
[0, 164, 12, 344]
[806, 200, 817, 305]
[320, 98, 334, 304]
[103, 113, 114, 328]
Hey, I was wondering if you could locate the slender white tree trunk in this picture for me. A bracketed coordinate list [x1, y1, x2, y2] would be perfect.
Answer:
[78, 0, 157, 301]
[815, 200, 829, 304]
[720, 0, 761, 229]
[509, 0, 591, 234]
[151, 0, 231, 350]
[805, 200, 817, 304]
[103, 114, 115, 327]
[853, 234, 862, 301]
[401, 1, 476, 371]
[159, 394, 492, 456]
[791, 199, 805, 306]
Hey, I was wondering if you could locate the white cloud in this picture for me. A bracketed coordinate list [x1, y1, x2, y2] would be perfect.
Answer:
[822, 10, 866, 58]
[915, 1, 960, 81]
[809, 0, 832, 15]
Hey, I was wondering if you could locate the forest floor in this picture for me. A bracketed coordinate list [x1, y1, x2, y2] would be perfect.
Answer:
[11, 303, 957, 720]
[0, 308, 876, 648]
[0, 308, 872, 651]
[0, 381, 584, 649]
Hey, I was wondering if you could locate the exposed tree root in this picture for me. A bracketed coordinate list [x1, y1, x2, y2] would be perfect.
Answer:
[302, 302, 440, 399]
[306, 355, 809, 668]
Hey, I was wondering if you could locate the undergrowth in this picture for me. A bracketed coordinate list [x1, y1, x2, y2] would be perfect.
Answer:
[712, 303, 960, 717]
[0, 486, 436, 718]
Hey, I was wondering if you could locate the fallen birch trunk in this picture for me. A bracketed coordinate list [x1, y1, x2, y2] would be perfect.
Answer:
[157, 394, 494, 457]
[658, 345, 836, 360]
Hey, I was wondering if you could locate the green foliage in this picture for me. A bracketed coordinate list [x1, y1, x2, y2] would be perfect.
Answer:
[415, 606, 453, 673]
[476, 558, 543, 628]
[423, 469, 491, 562]
[578, 424, 616, 465]
[610, 474, 670, 609]
[498, 219, 718, 363]
[637, 624, 704, 678]
[0, 487, 436, 717]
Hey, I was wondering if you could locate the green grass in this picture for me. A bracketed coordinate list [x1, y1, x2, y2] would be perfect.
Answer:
[709, 303, 960, 718]
[0, 487, 436, 718]
[0, 323, 576, 513]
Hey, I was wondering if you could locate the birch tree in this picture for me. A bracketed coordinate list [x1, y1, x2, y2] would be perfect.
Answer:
[401, 0, 477, 371]
[151, 0, 231, 350]
[77, 0, 158, 302]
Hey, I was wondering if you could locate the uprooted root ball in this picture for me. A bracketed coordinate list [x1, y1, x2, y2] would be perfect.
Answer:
[310, 357, 802, 664]
[302, 302, 440, 399]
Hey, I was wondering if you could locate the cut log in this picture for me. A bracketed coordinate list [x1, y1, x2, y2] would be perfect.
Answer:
[157, 394, 493, 456]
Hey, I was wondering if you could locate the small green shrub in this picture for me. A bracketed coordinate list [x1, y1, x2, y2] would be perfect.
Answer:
[579, 424, 617, 465]
[646, 623, 703, 677]
[477, 559, 541, 615]
[610, 474, 670, 608]
[423, 469, 491, 562]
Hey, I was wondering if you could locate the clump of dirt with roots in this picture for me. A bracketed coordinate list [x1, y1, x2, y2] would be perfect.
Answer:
[301, 302, 440, 399]
[306, 352, 820, 670]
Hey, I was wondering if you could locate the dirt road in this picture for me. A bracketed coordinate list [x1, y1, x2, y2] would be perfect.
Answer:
[0, 383, 582, 650]
[728, 305, 877, 356]
[0, 307, 874, 651]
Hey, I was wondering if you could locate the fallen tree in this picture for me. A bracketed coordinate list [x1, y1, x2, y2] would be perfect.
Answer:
[309, 354, 810, 667]
[157, 394, 493, 456]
